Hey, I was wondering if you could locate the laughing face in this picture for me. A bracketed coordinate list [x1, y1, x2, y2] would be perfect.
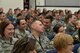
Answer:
[4, 23, 14, 39]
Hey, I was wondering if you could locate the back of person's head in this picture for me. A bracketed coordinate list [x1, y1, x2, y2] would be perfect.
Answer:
[53, 33, 73, 51]
[12, 37, 36, 53]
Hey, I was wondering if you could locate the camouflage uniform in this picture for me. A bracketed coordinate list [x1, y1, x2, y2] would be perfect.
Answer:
[73, 29, 80, 44]
[14, 29, 30, 39]
[52, 19, 64, 28]
[43, 27, 55, 41]
[27, 33, 54, 53]
[66, 23, 76, 35]
[0, 36, 17, 53]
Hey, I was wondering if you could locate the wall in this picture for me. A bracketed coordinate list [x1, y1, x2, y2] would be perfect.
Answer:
[37, 7, 80, 13]
[0, 0, 23, 13]
[29, 0, 35, 9]
[45, 0, 80, 6]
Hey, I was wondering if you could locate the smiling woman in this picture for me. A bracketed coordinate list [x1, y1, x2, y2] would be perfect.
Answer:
[0, 21, 18, 53]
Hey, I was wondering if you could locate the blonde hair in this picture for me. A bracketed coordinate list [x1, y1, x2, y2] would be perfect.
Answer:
[75, 20, 80, 25]
[53, 33, 73, 51]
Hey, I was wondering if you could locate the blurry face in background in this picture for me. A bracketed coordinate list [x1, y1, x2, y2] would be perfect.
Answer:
[0, 8, 4, 12]
[8, 9, 13, 15]
[19, 19, 27, 30]
[55, 13, 60, 20]
[0, 13, 7, 21]
[27, 17, 33, 24]
[43, 18, 51, 28]
[4, 24, 14, 39]
[38, 15, 45, 23]
[60, 11, 64, 17]
[15, 9, 21, 15]
[58, 26, 65, 33]
[71, 15, 77, 25]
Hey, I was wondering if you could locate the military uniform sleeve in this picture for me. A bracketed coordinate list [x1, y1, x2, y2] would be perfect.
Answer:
[0, 41, 4, 53]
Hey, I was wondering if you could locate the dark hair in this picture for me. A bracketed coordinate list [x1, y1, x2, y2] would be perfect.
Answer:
[16, 18, 25, 25]
[53, 24, 63, 33]
[0, 21, 13, 37]
[77, 10, 80, 14]
[12, 37, 36, 53]
[17, 13, 22, 17]
[25, 14, 33, 21]
[45, 15, 53, 22]
[53, 11, 59, 17]
[0, 12, 3, 15]
[59, 10, 63, 14]
[38, 13, 44, 16]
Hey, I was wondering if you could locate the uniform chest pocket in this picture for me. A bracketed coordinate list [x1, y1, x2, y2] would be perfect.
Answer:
[2, 43, 13, 53]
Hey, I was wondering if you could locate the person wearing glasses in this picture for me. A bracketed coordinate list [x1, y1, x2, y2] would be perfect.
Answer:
[53, 33, 73, 53]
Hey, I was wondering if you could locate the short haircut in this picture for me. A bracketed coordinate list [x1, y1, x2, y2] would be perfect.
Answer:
[45, 15, 53, 22]
[25, 14, 33, 21]
[0, 21, 13, 37]
[54, 33, 73, 51]
[12, 37, 36, 53]
[17, 13, 22, 17]
[16, 18, 25, 25]
[30, 19, 43, 26]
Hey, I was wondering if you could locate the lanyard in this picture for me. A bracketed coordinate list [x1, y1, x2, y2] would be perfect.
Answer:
[32, 34, 44, 51]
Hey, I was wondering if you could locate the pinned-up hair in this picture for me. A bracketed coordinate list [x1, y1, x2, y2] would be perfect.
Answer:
[12, 37, 36, 53]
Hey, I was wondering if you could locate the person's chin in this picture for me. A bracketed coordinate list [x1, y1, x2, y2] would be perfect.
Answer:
[9, 35, 13, 38]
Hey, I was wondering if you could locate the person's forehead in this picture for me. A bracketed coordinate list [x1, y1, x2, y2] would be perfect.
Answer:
[6, 24, 14, 28]
[34, 20, 42, 24]
[20, 19, 26, 23]
[44, 18, 50, 21]
[72, 15, 76, 18]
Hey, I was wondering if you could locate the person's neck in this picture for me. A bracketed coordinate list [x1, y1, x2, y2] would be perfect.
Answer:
[3, 36, 11, 41]
[32, 31, 40, 39]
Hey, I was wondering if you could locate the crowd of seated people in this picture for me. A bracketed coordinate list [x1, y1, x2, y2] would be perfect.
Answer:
[0, 7, 80, 53]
